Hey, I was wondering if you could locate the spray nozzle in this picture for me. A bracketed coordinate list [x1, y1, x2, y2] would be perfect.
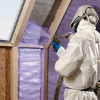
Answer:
[50, 32, 74, 51]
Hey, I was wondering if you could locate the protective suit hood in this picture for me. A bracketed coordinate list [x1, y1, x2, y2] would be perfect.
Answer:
[70, 5, 99, 32]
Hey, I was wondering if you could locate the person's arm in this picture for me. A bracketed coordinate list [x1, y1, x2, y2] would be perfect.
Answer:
[55, 41, 83, 77]
[52, 41, 66, 56]
[56, 46, 66, 58]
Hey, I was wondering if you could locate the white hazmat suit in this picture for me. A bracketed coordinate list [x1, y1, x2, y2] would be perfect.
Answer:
[55, 5, 100, 100]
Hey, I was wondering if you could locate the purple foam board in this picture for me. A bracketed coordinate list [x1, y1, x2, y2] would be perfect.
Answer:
[47, 0, 100, 100]
[18, 48, 44, 100]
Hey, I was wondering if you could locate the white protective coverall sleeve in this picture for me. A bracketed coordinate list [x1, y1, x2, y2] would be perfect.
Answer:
[55, 41, 83, 77]
[57, 46, 66, 58]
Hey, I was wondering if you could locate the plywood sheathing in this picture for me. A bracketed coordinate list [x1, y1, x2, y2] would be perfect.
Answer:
[0, 47, 18, 100]
[0, 47, 11, 100]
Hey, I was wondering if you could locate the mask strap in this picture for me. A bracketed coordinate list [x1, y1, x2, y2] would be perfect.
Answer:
[87, 15, 100, 61]
[86, 15, 96, 43]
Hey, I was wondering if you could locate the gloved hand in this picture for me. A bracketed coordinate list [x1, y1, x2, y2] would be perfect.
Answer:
[52, 41, 61, 52]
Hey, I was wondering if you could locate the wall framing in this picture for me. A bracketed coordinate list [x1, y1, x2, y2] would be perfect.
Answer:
[0, 0, 71, 100]
[0, 0, 36, 47]
[0, 0, 36, 100]
[11, 0, 36, 46]
[11, 47, 18, 100]
[17, 0, 72, 100]
[44, 0, 72, 100]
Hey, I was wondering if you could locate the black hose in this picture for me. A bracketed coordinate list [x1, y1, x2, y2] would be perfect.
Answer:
[53, 75, 63, 100]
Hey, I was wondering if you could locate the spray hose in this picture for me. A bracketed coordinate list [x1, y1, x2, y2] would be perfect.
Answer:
[86, 15, 96, 42]
[52, 32, 73, 40]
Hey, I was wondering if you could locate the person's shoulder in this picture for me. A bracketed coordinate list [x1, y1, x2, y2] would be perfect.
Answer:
[95, 30, 100, 39]
[70, 32, 86, 44]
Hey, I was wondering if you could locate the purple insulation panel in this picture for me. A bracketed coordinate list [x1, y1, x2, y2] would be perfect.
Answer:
[48, 0, 100, 100]
[18, 48, 44, 100]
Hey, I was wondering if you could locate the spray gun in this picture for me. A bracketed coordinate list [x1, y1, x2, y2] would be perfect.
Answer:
[51, 32, 73, 51]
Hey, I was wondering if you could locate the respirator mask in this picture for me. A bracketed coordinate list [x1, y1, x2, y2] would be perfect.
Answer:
[86, 7, 99, 25]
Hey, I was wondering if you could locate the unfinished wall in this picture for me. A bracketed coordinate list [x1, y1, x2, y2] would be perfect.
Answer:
[48, 0, 100, 100]
[18, 0, 100, 100]
[18, 18, 46, 100]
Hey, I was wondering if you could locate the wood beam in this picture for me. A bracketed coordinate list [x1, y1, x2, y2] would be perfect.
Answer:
[0, 43, 13, 47]
[44, 47, 48, 100]
[11, 0, 36, 46]
[45, 0, 72, 48]
[43, 0, 72, 100]
[11, 47, 18, 100]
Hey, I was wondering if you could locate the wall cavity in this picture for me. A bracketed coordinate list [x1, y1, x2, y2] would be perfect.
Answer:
[18, 48, 44, 100]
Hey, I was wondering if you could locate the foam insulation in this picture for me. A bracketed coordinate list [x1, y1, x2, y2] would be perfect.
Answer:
[18, 48, 44, 100]
[20, 20, 49, 45]
[48, 0, 100, 100]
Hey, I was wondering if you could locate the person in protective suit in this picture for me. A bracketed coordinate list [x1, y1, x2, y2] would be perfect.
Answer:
[52, 5, 100, 100]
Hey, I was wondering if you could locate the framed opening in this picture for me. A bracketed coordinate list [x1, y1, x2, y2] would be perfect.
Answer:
[0, 0, 36, 46]
[0, 0, 25, 42]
